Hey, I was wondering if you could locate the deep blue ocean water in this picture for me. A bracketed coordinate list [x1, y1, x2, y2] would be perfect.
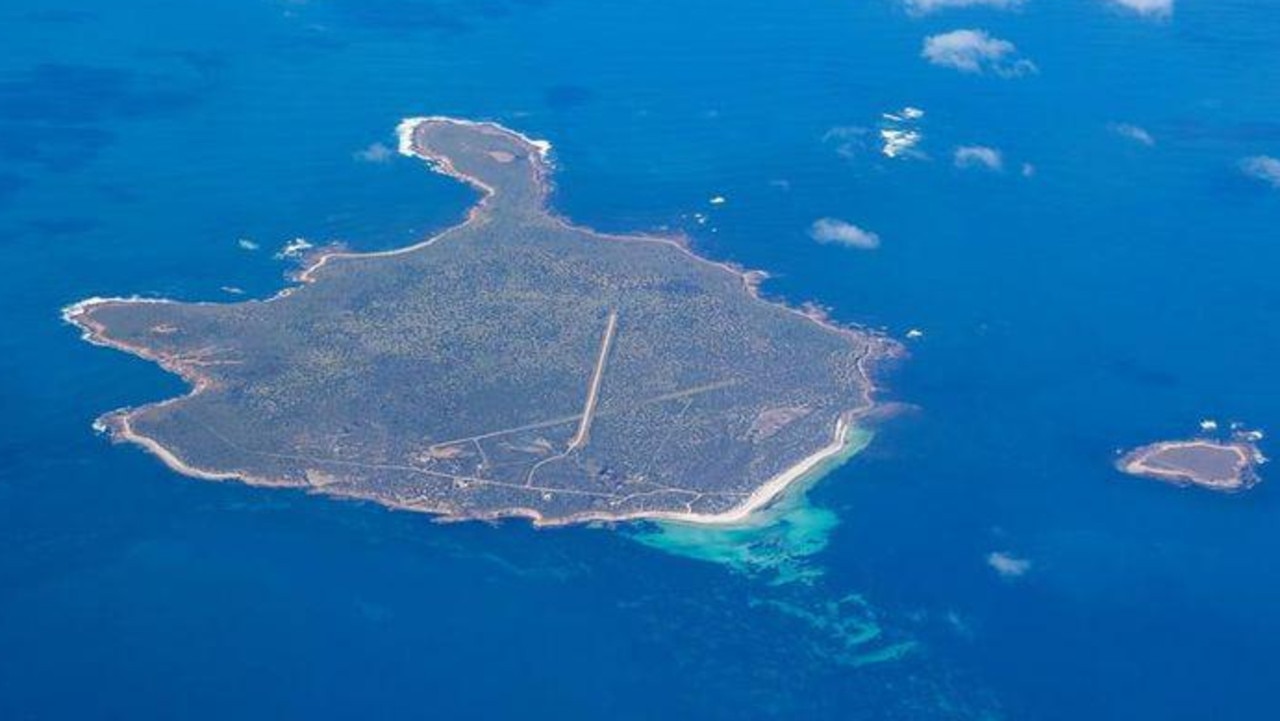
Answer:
[3, 1, 1279, 718]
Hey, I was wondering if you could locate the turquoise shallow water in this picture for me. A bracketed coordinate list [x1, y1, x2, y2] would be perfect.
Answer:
[3, 1, 1280, 718]
[629, 428, 874, 585]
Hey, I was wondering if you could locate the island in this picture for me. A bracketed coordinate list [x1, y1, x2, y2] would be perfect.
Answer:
[1117, 435, 1265, 492]
[63, 116, 898, 526]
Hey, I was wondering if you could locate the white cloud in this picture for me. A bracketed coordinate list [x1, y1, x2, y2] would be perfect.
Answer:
[904, 0, 1022, 15]
[1240, 156, 1280, 188]
[354, 142, 394, 163]
[880, 106, 928, 159]
[1110, 122, 1156, 146]
[826, 108, 930, 161]
[823, 125, 871, 160]
[954, 145, 1004, 171]
[922, 29, 1037, 77]
[1109, 0, 1173, 18]
[986, 551, 1032, 578]
[809, 218, 881, 250]
[882, 128, 926, 159]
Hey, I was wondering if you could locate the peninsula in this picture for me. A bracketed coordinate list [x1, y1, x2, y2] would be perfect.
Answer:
[64, 117, 897, 526]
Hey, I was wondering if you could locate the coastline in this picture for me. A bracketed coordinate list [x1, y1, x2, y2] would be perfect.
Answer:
[62, 115, 900, 528]
[1116, 438, 1264, 492]
[626, 426, 875, 582]
[635, 421, 873, 532]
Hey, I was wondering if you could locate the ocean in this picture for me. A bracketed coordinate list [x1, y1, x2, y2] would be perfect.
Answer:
[2, 0, 1279, 718]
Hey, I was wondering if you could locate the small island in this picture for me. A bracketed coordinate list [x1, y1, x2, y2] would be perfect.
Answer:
[64, 117, 898, 526]
[1117, 434, 1265, 492]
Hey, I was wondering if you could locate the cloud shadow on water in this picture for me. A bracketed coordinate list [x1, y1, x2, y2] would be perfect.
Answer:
[324, 0, 553, 34]
[0, 63, 209, 173]
[0, 173, 25, 209]
[26, 217, 100, 237]
[543, 84, 597, 111]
